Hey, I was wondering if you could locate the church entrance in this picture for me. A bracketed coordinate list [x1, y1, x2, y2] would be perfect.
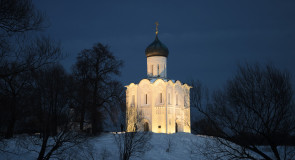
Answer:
[144, 122, 149, 131]
[175, 123, 178, 133]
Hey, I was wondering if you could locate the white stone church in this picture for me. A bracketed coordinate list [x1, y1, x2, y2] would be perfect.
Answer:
[125, 25, 191, 133]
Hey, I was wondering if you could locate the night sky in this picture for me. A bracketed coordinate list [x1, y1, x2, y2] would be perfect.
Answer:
[33, 0, 295, 91]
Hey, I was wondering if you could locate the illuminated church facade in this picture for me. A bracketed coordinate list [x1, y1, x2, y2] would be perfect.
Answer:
[125, 24, 191, 133]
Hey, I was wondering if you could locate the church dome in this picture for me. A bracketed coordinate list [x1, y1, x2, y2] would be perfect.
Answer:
[145, 35, 169, 57]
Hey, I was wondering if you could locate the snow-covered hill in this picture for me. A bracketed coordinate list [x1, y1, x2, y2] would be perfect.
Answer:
[0, 133, 215, 160]
[1, 132, 283, 160]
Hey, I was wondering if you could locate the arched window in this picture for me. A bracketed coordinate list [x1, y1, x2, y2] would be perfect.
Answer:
[168, 93, 171, 104]
[176, 94, 178, 105]
[160, 93, 162, 103]
[144, 122, 149, 131]
[145, 94, 148, 104]
[175, 123, 178, 133]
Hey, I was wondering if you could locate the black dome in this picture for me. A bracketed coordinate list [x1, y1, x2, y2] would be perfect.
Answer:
[145, 35, 169, 57]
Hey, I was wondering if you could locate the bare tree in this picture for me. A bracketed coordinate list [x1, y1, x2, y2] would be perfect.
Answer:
[71, 59, 92, 131]
[0, 67, 33, 138]
[189, 79, 212, 134]
[193, 64, 295, 160]
[0, 36, 61, 79]
[0, 1, 85, 159]
[0, 0, 45, 36]
[0, 0, 52, 82]
[114, 108, 152, 160]
[72, 43, 123, 134]
[0, 37, 61, 138]
[31, 64, 85, 160]
[190, 79, 209, 111]
[0, 0, 48, 79]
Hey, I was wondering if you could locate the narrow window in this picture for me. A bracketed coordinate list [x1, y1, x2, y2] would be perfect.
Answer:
[164, 64, 166, 77]
[157, 64, 159, 76]
[151, 65, 153, 76]
[160, 93, 162, 103]
[176, 95, 178, 105]
[168, 93, 170, 104]
[145, 94, 148, 104]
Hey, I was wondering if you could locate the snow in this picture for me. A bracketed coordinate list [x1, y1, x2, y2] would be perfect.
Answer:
[0, 133, 210, 160]
[0, 132, 288, 160]
[148, 78, 175, 83]
[149, 78, 158, 83]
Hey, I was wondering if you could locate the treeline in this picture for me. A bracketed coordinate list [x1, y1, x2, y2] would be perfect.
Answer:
[0, 0, 125, 159]
[0, 43, 124, 138]
[0, 0, 124, 139]
[190, 64, 295, 160]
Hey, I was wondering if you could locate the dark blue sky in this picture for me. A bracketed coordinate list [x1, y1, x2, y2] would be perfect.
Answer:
[33, 0, 295, 91]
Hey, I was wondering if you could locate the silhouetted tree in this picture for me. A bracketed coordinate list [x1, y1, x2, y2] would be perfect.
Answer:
[114, 110, 151, 160]
[0, 36, 61, 79]
[0, 37, 61, 138]
[72, 43, 123, 134]
[192, 118, 222, 136]
[31, 64, 84, 160]
[189, 79, 211, 134]
[193, 64, 295, 160]
[0, 67, 32, 138]
[0, 0, 48, 79]
[0, 0, 45, 35]
[71, 58, 91, 131]
[0, 1, 85, 158]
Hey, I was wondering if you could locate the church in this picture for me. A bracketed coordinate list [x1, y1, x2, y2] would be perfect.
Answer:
[125, 23, 191, 133]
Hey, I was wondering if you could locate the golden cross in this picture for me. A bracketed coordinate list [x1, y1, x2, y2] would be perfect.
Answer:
[155, 21, 159, 35]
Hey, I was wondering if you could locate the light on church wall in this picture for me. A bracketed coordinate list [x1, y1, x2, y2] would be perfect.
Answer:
[126, 79, 191, 133]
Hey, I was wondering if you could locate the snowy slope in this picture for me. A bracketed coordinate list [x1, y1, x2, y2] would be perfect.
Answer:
[0, 132, 272, 160]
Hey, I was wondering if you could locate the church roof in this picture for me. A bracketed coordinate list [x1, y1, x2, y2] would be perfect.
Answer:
[145, 35, 169, 57]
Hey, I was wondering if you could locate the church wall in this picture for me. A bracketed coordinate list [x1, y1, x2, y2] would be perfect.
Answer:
[183, 86, 191, 133]
[175, 83, 183, 132]
[125, 84, 138, 132]
[138, 79, 153, 131]
[126, 79, 191, 133]
[166, 83, 174, 133]
[152, 79, 167, 133]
